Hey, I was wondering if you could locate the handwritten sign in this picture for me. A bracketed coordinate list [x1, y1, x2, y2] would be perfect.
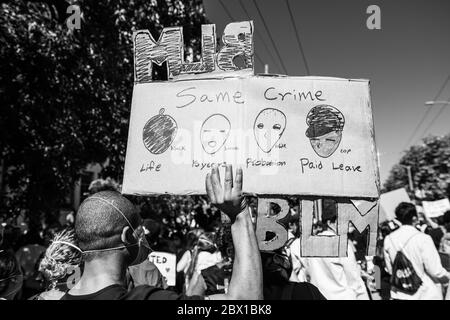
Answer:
[149, 251, 176, 286]
[379, 188, 411, 222]
[134, 21, 254, 82]
[422, 198, 450, 218]
[123, 76, 379, 198]
[122, 21, 380, 257]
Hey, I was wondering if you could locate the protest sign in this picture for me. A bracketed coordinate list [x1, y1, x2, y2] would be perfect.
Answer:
[422, 198, 450, 218]
[122, 21, 380, 257]
[149, 251, 176, 286]
[122, 76, 379, 198]
[134, 21, 254, 82]
[256, 197, 378, 256]
[379, 188, 411, 222]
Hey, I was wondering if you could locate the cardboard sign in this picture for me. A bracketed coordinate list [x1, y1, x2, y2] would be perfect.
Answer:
[123, 21, 381, 257]
[422, 198, 450, 218]
[123, 76, 379, 198]
[379, 188, 411, 222]
[134, 21, 254, 82]
[255, 197, 378, 256]
[149, 251, 176, 286]
[300, 199, 378, 256]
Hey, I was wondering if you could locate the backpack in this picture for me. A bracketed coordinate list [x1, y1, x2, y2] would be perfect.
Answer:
[389, 233, 422, 294]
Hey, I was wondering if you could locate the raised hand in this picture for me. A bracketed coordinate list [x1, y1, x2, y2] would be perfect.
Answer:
[205, 165, 248, 222]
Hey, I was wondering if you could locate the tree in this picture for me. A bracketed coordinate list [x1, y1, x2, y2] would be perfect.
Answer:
[383, 134, 450, 200]
[0, 0, 209, 222]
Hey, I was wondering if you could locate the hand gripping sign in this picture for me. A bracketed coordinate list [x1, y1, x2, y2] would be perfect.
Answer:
[123, 21, 380, 257]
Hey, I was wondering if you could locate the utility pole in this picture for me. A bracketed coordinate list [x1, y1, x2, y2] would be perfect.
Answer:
[406, 165, 414, 192]
[399, 164, 414, 192]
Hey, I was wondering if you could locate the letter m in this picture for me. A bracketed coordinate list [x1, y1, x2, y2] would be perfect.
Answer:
[133, 27, 183, 83]
[337, 200, 379, 256]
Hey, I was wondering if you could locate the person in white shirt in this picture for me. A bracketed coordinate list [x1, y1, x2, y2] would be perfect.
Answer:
[302, 206, 369, 300]
[176, 231, 199, 275]
[288, 236, 308, 283]
[191, 233, 223, 273]
[183, 232, 223, 292]
[384, 202, 450, 300]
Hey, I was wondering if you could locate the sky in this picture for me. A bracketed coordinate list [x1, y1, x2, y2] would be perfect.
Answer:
[202, 0, 450, 184]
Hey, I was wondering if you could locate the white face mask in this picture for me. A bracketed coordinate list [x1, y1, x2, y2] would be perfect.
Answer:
[56, 197, 152, 266]
[125, 225, 152, 266]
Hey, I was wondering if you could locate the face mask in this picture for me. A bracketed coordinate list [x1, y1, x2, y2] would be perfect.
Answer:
[55, 196, 152, 266]
[126, 224, 152, 266]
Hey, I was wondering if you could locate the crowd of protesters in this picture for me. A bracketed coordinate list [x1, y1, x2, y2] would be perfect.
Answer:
[1, 167, 450, 300]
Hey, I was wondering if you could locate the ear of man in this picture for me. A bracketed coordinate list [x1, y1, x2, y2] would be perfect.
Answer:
[121, 226, 137, 245]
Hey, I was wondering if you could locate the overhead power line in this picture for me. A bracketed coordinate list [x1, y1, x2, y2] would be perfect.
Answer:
[418, 96, 450, 139]
[284, 0, 310, 75]
[403, 74, 450, 148]
[251, 0, 288, 75]
[217, 0, 264, 67]
[237, 0, 282, 73]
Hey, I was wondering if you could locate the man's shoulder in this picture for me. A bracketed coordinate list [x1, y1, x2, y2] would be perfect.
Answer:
[388, 225, 421, 239]
[289, 282, 327, 300]
[128, 285, 204, 300]
[61, 285, 128, 300]
[387, 226, 431, 248]
[62, 284, 204, 300]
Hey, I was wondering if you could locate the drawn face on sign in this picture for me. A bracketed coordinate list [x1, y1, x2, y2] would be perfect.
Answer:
[200, 114, 231, 154]
[253, 108, 287, 153]
[305, 105, 345, 158]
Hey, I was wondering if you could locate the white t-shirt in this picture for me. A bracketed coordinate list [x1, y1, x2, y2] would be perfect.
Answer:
[195, 251, 222, 273]
[302, 230, 369, 300]
[384, 225, 448, 300]
[176, 250, 192, 274]
[177, 249, 222, 275]
[287, 237, 308, 283]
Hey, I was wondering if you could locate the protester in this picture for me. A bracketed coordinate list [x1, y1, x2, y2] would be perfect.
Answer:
[439, 211, 450, 300]
[261, 250, 326, 300]
[287, 239, 307, 283]
[33, 229, 82, 300]
[61, 165, 262, 300]
[176, 231, 198, 293]
[383, 202, 450, 300]
[14, 231, 47, 298]
[0, 249, 23, 300]
[200, 258, 232, 295]
[176, 231, 198, 275]
[440, 210, 450, 254]
[301, 202, 370, 300]
[184, 232, 223, 293]
[373, 220, 398, 300]
[126, 219, 167, 289]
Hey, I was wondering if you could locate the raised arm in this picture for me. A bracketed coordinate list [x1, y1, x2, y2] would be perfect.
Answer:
[205, 165, 263, 300]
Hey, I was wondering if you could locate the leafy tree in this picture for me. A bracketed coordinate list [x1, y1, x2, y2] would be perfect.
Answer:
[0, 0, 209, 223]
[383, 134, 450, 200]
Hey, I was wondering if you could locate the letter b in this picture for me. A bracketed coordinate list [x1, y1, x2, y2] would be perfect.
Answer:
[255, 198, 290, 251]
